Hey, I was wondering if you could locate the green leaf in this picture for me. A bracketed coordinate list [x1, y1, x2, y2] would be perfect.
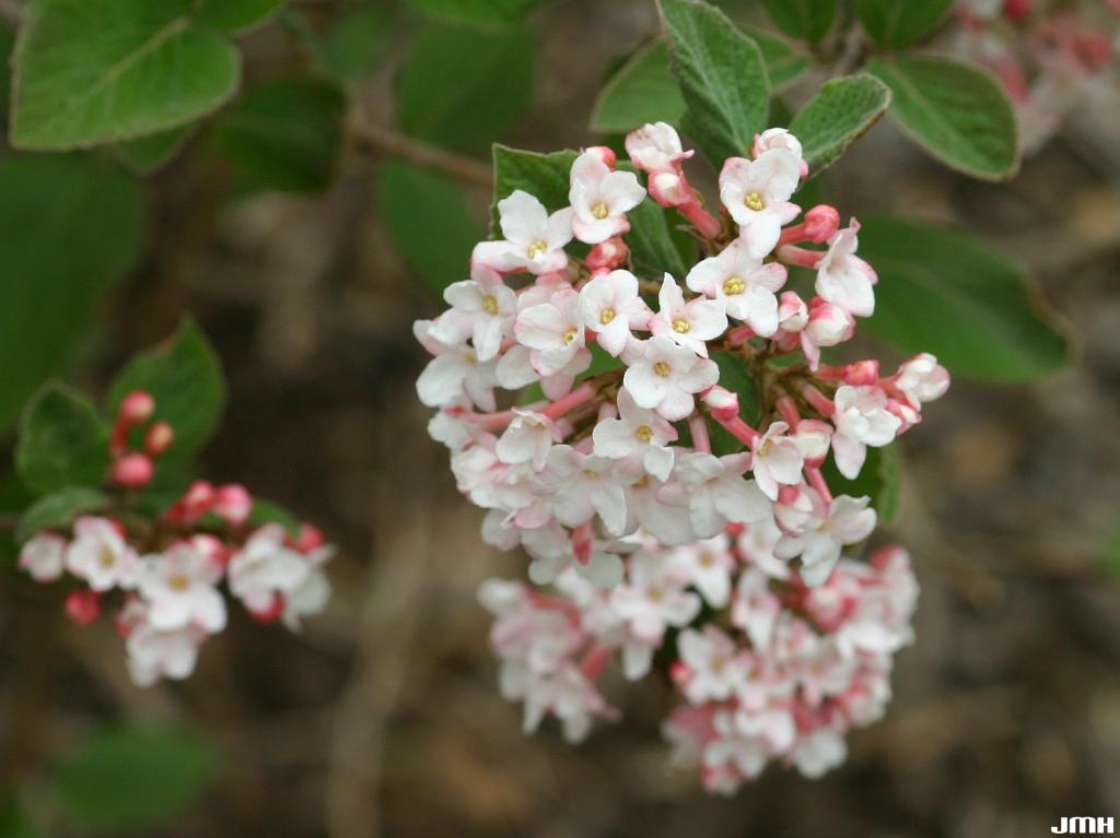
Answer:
[16, 487, 111, 541]
[405, 0, 544, 28]
[868, 55, 1019, 180]
[0, 797, 39, 838]
[315, 3, 397, 81]
[658, 0, 769, 163]
[0, 26, 17, 118]
[107, 320, 226, 458]
[708, 351, 763, 456]
[789, 74, 891, 175]
[215, 76, 347, 194]
[53, 726, 220, 831]
[0, 154, 146, 434]
[857, 216, 1070, 381]
[858, 0, 953, 48]
[114, 125, 193, 175]
[11, 0, 240, 150]
[626, 196, 696, 279]
[759, 0, 835, 42]
[590, 42, 686, 134]
[197, 0, 286, 34]
[740, 24, 811, 91]
[16, 383, 109, 495]
[491, 145, 577, 235]
[378, 161, 481, 295]
[247, 497, 301, 536]
[396, 22, 534, 155]
[821, 444, 901, 525]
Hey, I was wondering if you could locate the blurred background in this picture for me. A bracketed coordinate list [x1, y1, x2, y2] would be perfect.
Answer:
[1, 0, 1119, 836]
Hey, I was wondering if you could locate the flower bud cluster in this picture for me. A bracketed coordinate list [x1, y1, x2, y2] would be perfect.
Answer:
[416, 123, 946, 789]
[18, 391, 334, 686]
[953, 0, 1119, 152]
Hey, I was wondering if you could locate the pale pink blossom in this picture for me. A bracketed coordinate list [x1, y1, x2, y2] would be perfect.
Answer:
[831, 385, 903, 479]
[19, 532, 66, 582]
[569, 151, 645, 244]
[472, 190, 573, 274]
[622, 336, 719, 421]
[719, 151, 802, 258]
[685, 239, 786, 335]
[816, 221, 877, 317]
[649, 274, 728, 358]
[578, 269, 651, 356]
[65, 516, 138, 592]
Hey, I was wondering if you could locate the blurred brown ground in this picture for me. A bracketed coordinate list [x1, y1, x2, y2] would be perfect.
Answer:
[2, 1, 1120, 836]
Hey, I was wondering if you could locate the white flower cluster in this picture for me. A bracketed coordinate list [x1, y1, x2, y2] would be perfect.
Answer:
[20, 503, 332, 687]
[481, 536, 917, 789]
[416, 122, 948, 789]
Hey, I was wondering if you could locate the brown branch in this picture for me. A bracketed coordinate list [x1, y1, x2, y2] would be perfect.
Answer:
[350, 120, 493, 189]
[0, 0, 24, 26]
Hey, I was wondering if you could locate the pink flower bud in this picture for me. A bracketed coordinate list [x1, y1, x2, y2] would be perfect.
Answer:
[296, 524, 326, 553]
[145, 422, 175, 457]
[804, 205, 841, 243]
[66, 590, 101, 625]
[583, 145, 616, 168]
[702, 386, 740, 422]
[166, 480, 215, 524]
[585, 237, 629, 272]
[778, 292, 809, 332]
[247, 593, 286, 625]
[120, 391, 155, 425]
[649, 171, 689, 207]
[213, 484, 253, 526]
[111, 453, 154, 488]
[842, 360, 880, 386]
[805, 300, 855, 347]
[1002, 0, 1030, 20]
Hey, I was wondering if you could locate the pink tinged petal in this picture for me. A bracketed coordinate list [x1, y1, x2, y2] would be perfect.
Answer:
[643, 445, 675, 482]
[416, 354, 467, 407]
[471, 240, 524, 272]
[624, 364, 668, 409]
[714, 478, 771, 524]
[741, 286, 779, 336]
[656, 388, 696, 422]
[798, 535, 842, 586]
[831, 433, 867, 480]
[741, 214, 783, 259]
[498, 190, 549, 244]
[592, 482, 629, 535]
[546, 207, 575, 250]
[515, 304, 568, 349]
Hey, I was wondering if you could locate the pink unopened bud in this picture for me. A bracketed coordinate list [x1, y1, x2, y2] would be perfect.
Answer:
[584, 145, 616, 168]
[806, 300, 855, 347]
[145, 422, 174, 457]
[66, 590, 101, 625]
[1002, 0, 1030, 20]
[702, 386, 740, 423]
[778, 292, 809, 332]
[111, 453, 154, 488]
[296, 524, 326, 553]
[586, 237, 629, 272]
[843, 360, 880, 386]
[804, 205, 841, 243]
[166, 480, 215, 524]
[213, 484, 253, 526]
[649, 171, 689, 207]
[247, 593, 286, 625]
[120, 391, 155, 425]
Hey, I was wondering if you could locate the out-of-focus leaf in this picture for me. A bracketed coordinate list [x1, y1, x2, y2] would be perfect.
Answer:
[759, 0, 835, 42]
[378, 161, 481, 295]
[114, 125, 193, 175]
[859, 0, 954, 48]
[627, 196, 696, 280]
[590, 42, 686, 133]
[405, 0, 545, 28]
[740, 24, 811, 91]
[0, 154, 146, 434]
[16, 383, 109, 495]
[16, 487, 111, 541]
[317, 3, 397, 81]
[857, 216, 1070, 381]
[12, 0, 239, 149]
[789, 74, 891, 175]
[396, 22, 534, 154]
[215, 76, 347, 194]
[247, 497, 301, 536]
[868, 55, 1019, 180]
[53, 726, 220, 831]
[197, 0, 286, 33]
[0, 797, 39, 838]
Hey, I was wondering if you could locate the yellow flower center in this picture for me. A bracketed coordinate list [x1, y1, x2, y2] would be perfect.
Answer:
[699, 551, 714, 567]
[672, 318, 691, 334]
[600, 308, 616, 325]
[168, 575, 190, 592]
[635, 425, 654, 442]
[99, 548, 115, 568]
[758, 439, 773, 457]
[723, 276, 746, 295]
[647, 585, 664, 602]
[744, 192, 764, 212]
[526, 239, 548, 258]
[591, 201, 610, 220]
[653, 361, 672, 378]
[563, 328, 579, 345]
[482, 295, 499, 315]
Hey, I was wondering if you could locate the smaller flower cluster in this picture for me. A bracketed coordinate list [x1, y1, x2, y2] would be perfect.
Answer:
[953, 0, 1119, 152]
[17, 391, 333, 686]
[481, 531, 917, 788]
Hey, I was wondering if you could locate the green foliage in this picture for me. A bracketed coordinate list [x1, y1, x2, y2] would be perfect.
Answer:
[12, 0, 240, 149]
[658, 0, 770, 163]
[378, 161, 481, 295]
[114, 125, 193, 175]
[0, 154, 145, 434]
[396, 22, 535, 155]
[405, 0, 545, 28]
[16, 487, 111, 541]
[491, 145, 578, 234]
[247, 497, 301, 535]
[822, 444, 901, 524]
[215, 76, 347, 193]
[739, 24, 811, 91]
[16, 384, 109, 495]
[859, 0, 954, 49]
[868, 55, 1019, 180]
[759, 0, 835, 42]
[196, 0, 286, 34]
[315, 3, 398, 81]
[107, 320, 227, 459]
[788, 74, 891, 175]
[53, 726, 220, 831]
[0, 797, 38, 838]
[857, 217, 1070, 381]
[626, 196, 697, 280]
[590, 42, 686, 134]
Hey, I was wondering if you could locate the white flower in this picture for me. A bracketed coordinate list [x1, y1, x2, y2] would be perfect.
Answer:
[622, 336, 719, 421]
[625, 122, 691, 174]
[514, 287, 590, 377]
[578, 268, 651, 357]
[776, 495, 877, 586]
[472, 190, 573, 274]
[430, 265, 517, 361]
[677, 626, 747, 704]
[228, 524, 311, 615]
[749, 421, 809, 501]
[667, 534, 735, 608]
[414, 321, 499, 411]
[536, 445, 629, 535]
[65, 516, 138, 592]
[831, 385, 902, 479]
[752, 128, 806, 174]
[495, 409, 559, 470]
[894, 353, 950, 407]
[611, 550, 701, 649]
[686, 239, 786, 336]
[649, 273, 728, 357]
[718, 151, 802, 258]
[282, 543, 334, 630]
[791, 728, 848, 779]
[801, 299, 855, 369]
[593, 387, 677, 481]
[658, 452, 771, 538]
[815, 221, 877, 317]
[136, 539, 227, 632]
[19, 533, 66, 582]
[569, 151, 645, 244]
